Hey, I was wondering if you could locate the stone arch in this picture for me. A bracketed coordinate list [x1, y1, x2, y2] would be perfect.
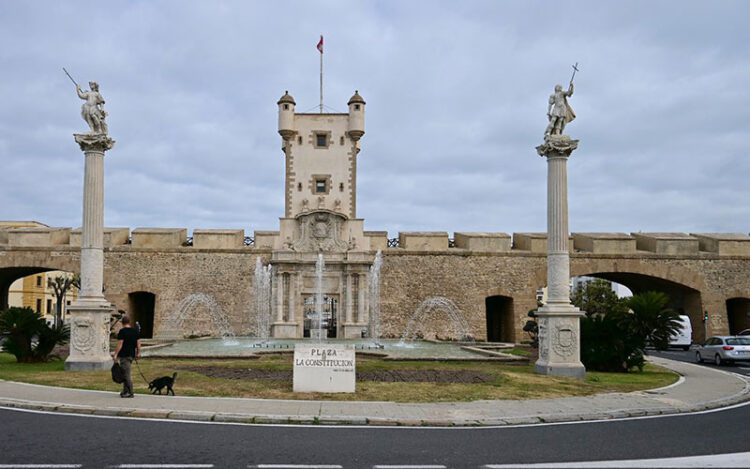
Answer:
[485, 295, 514, 343]
[0, 265, 79, 311]
[128, 291, 156, 339]
[726, 297, 750, 335]
[572, 270, 704, 343]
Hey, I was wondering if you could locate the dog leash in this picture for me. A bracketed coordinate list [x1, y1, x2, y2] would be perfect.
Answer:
[133, 358, 151, 386]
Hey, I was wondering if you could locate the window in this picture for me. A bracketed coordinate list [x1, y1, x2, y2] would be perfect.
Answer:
[297, 136, 302, 144]
[36, 299, 42, 313]
[36, 276, 42, 287]
[284, 104, 289, 110]
[339, 182, 344, 192]
[297, 182, 302, 191]
[340, 136, 345, 145]
[47, 299, 52, 314]
[316, 133, 328, 147]
[354, 104, 360, 110]
[315, 179, 327, 193]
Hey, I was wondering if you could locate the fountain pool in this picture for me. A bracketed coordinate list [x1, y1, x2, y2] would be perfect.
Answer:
[142, 338, 501, 360]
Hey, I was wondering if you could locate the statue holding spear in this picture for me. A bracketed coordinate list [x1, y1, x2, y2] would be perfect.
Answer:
[544, 63, 578, 138]
[64, 68, 108, 135]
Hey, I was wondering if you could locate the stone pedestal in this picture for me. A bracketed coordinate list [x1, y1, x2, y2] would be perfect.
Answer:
[65, 133, 115, 372]
[534, 135, 585, 379]
[271, 322, 298, 339]
[341, 322, 367, 339]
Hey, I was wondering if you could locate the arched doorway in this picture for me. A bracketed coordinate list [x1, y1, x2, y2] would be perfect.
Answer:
[727, 297, 750, 335]
[128, 292, 155, 339]
[485, 295, 514, 343]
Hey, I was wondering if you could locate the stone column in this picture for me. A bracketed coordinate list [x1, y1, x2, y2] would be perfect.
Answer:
[276, 272, 285, 323]
[534, 135, 585, 379]
[345, 274, 354, 323]
[65, 133, 115, 371]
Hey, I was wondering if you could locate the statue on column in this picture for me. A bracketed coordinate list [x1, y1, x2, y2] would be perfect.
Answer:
[76, 81, 109, 135]
[544, 63, 579, 138]
[544, 83, 575, 137]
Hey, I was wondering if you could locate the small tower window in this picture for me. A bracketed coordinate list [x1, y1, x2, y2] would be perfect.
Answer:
[297, 136, 303, 144]
[316, 133, 328, 147]
[297, 182, 302, 191]
[354, 104, 360, 110]
[340, 136, 345, 145]
[284, 104, 289, 110]
[315, 179, 327, 193]
[339, 182, 344, 192]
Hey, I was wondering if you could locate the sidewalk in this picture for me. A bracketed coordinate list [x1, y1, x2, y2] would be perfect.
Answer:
[1, 357, 748, 426]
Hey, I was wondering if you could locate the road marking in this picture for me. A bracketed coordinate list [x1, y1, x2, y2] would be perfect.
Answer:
[250, 466, 343, 468]
[0, 466, 82, 468]
[113, 466, 214, 468]
[373, 466, 447, 468]
[482, 450, 750, 467]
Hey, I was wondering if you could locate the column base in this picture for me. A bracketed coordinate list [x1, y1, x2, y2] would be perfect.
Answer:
[64, 301, 114, 372]
[535, 302, 586, 379]
[341, 323, 369, 339]
[271, 322, 299, 339]
[535, 362, 586, 379]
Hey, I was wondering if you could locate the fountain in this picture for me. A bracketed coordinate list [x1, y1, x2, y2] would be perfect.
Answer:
[254, 257, 273, 342]
[399, 296, 472, 344]
[368, 250, 383, 346]
[162, 293, 236, 342]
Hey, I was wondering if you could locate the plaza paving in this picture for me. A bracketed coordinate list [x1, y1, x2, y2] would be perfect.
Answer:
[0, 357, 748, 426]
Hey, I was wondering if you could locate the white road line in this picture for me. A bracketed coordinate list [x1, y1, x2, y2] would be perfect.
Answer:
[113, 466, 214, 468]
[373, 466, 447, 468]
[250, 466, 343, 469]
[0, 466, 82, 468]
[482, 450, 750, 467]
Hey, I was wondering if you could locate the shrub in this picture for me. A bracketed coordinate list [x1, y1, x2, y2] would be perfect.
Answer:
[0, 307, 70, 363]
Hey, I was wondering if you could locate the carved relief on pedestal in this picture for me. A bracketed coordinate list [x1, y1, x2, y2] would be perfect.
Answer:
[291, 210, 349, 252]
[101, 314, 110, 353]
[538, 317, 549, 360]
[71, 317, 96, 353]
[552, 320, 577, 358]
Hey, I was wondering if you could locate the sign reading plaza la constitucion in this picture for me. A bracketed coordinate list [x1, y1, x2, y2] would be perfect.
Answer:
[293, 344, 355, 393]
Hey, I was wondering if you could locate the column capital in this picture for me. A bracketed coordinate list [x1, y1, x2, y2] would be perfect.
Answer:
[74, 133, 115, 153]
[536, 135, 579, 158]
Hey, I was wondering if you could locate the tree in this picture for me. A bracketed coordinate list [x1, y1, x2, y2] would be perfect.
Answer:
[625, 291, 682, 351]
[0, 307, 69, 362]
[571, 278, 628, 317]
[47, 273, 79, 328]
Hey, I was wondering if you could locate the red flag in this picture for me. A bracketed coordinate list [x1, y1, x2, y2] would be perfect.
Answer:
[317, 35, 324, 54]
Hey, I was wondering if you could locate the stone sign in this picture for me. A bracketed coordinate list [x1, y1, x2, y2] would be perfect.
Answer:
[293, 344, 355, 393]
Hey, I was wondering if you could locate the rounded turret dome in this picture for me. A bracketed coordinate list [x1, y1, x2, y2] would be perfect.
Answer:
[347, 90, 366, 106]
[277, 91, 296, 106]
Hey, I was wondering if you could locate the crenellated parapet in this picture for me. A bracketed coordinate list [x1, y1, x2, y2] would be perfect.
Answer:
[2, 224, 750, 256]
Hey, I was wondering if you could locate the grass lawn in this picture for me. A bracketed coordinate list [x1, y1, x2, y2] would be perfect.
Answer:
[0, 352, 678, 403]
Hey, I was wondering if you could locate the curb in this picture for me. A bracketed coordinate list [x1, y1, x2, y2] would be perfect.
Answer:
[2, 363, 749, 427]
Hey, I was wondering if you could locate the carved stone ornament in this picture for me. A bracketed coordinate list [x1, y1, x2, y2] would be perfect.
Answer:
[101, 314, 110, 353]
[552, 322, 577, 358]
[536, 134, 578, 157]
[71, 317, 96, 352]
[537, 317, 549, 360]
[74, 133, 115, 153]
[292, 210, 349, 252]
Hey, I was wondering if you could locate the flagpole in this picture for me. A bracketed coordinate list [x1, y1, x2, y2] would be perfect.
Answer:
[319, 37, 323, 113]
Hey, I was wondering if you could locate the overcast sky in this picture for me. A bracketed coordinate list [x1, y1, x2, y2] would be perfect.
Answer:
[1, 1, 748, 237]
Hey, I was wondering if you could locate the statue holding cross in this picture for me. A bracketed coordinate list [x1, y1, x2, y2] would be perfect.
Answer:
[544, 63, 578, 138]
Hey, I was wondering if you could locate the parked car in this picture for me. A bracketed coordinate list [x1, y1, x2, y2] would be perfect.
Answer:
[669, 315, 692, 350]
[695, 336, 750, 365]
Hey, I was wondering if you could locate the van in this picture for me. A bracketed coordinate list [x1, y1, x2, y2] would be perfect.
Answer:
[669, 315, 692, 350]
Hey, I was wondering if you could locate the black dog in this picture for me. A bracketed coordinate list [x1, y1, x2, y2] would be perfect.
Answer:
[148, 372, 177, 395]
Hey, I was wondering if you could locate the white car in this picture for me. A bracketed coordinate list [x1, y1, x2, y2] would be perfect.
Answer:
[669, 315, 692, 350]
[695, 336, 750, 366]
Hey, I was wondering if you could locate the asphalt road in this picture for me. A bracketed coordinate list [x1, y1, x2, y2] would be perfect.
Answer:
[649, 348, 750, 377]
[2, 401, 750, 468]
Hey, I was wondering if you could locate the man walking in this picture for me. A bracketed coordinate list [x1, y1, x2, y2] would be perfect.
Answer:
[113, 315, 140, 398]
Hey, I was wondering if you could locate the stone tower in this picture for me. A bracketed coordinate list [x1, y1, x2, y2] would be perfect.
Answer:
[277, 90, 365, 220]
[270, 91, 375, 339]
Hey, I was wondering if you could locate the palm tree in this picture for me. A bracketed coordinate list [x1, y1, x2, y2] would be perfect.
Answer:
[625, 291, 682, 350]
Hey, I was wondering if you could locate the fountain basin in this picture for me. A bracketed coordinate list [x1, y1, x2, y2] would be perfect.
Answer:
[142, 338, 521, 361]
